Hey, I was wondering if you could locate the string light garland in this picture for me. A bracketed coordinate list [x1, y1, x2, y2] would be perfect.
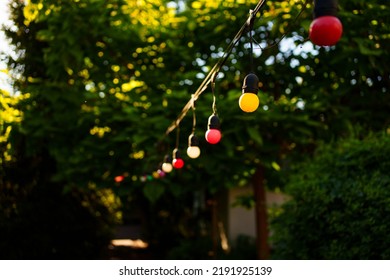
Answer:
[163, 0, 315, 135]
[154, 0, 268, 176]
[141, 0, 343, 178]
[164, 0, 268, 136]
[112, 0, 342, 183]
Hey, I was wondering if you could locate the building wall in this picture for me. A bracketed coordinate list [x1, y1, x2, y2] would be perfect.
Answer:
[227, 186, 288, 242]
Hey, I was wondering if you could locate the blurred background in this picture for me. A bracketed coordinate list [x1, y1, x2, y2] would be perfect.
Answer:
[1, 0, 389, 260]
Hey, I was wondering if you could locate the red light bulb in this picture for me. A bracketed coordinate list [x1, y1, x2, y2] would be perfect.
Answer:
[172, 158, 184, 169]
[205, 114, 221, 144]
[309, 16, 343, 46]
[172, 148, 184, 169]
[310, 0, 342, 46]
[114, 175, 124, 183]
[205, 129, 221, 144]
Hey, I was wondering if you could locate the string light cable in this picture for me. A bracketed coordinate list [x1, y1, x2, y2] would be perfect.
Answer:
[153, 0, 324, 175]
[239, 12, 261, 113]
[205, 72, 222, 144]
[164, 0, 268, 136]
[187, 95, 201, 158]
[136, 0, 341, 181]
[252, 0, 311, 52]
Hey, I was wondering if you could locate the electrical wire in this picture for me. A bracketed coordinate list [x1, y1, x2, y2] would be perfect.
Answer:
[164, 0, 267, 136]
[191, 94, 196, 134]
[164, 0, 309, 137]
[253, 0, 311, 52]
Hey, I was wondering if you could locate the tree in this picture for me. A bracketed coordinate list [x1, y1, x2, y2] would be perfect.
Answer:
[1, 0, 389, 259]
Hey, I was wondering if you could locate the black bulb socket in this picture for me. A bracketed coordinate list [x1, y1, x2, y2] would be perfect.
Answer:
[242, 73, 259, 94]
[313, 0, 338, 18]
[207, 114, 220, 130]
[163, 154, 172, 163]
[188, 134, 200, 147]
[172, 148, 181, 160]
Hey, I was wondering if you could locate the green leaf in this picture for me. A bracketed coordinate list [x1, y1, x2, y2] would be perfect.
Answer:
[143, 181, 165, 203]
[271, 161, 281, 171]
[246, 126, 263, 146]
[354, 38, 383, 56]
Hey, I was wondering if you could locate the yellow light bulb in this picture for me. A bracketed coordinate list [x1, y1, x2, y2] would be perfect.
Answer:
[239, 93, 259, 112]
[152, 171, 160, 179]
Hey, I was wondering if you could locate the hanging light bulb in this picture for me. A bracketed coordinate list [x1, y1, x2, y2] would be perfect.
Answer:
[152, 171, 160, 179]
[239, 73, 260, 113]
[157, 169, 166, 178]
[309, 0, 343, 46]
[172, 148, 184, 169]
[140, 175, 147, 183]
[205, 114, 221, 144]
[161, 155, 173, 173]
[187, 133, 201, 159]
[114, 175, 125, 183]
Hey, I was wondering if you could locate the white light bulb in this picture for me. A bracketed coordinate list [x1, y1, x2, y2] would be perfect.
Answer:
[162, 162, 173, 173]
[187, 146, 201, 159]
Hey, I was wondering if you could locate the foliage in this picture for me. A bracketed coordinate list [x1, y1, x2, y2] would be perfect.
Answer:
[270, 132, 390, 259]
[167, 234, 257, 260]
[167, 237, 214, 260]
[0, 89, 23, 165]
[223, 235, 257, 260]
[0, 182, 121, 259]
[1, 0, 389, 259]
[3, 0, 388, 200]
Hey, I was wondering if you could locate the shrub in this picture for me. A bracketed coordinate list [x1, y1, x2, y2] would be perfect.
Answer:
[271, 133, 390, 259]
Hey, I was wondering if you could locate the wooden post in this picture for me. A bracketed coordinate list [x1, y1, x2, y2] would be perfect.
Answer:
[252, 164, 270, 259]
[208, 198, 218, 259]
